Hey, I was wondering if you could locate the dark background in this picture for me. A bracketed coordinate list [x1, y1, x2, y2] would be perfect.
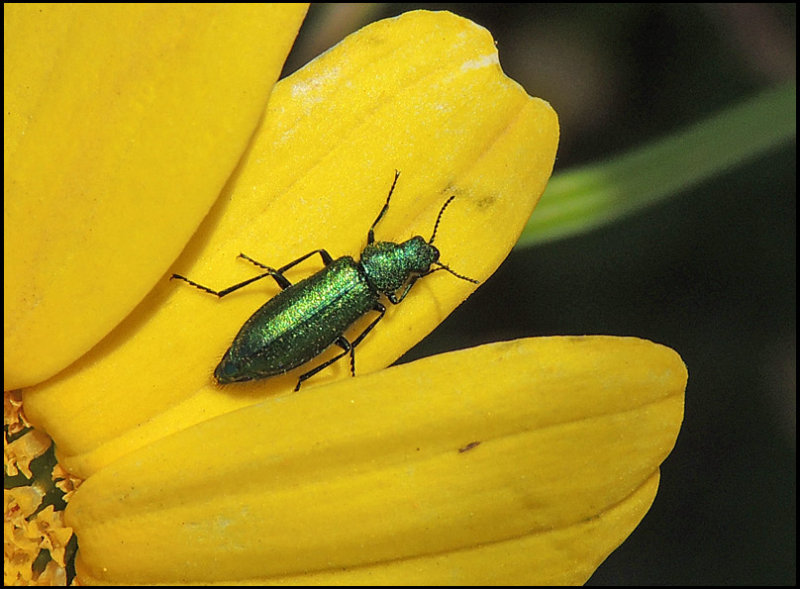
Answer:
[285, 4, 796, 584]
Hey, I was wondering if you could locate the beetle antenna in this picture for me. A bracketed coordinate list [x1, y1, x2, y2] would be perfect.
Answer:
[429, 195, 456, 244]
[433, 261, 480, 284]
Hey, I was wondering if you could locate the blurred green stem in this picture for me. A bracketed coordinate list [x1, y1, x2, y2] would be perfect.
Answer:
[518, 82, 796, 248]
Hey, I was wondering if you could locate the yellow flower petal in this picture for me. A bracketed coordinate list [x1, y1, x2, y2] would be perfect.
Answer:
[23, 11, 559, 478]
[256, 475, 661, 586]
[4, 4, 309, 389]
[66, 336, 686, 585]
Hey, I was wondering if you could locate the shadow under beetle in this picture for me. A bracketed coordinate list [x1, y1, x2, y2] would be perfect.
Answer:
[171, 171, 479, 391]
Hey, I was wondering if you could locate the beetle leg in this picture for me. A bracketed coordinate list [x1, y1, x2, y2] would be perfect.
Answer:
[343, 303, 387, 377]
[349, 303, 387, 349]
[239, 249, 334, 275]
[293, 303, 386, 391]
[387, 272, 432, 304]
[236, 249, 335, 291]
[172, 248, 337, 298]
[171, 269, 291, 298]
[294, 336, 352, 391]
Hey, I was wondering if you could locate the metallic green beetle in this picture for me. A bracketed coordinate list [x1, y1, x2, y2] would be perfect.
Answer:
[171, 171, 478, 391]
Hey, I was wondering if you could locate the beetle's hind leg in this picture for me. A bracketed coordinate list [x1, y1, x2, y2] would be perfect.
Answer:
[293, 303, 387, 391]
[170, 269, 290, 298]
[172, 248, 337, 298]
[239, 249, 334, 276]
[294, 336, 353, 391]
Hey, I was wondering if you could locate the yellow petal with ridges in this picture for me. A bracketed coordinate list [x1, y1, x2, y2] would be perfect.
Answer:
[23, 11, 560, 478]
[67, 336, 686, 585]
[4, 4, 308, 389]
